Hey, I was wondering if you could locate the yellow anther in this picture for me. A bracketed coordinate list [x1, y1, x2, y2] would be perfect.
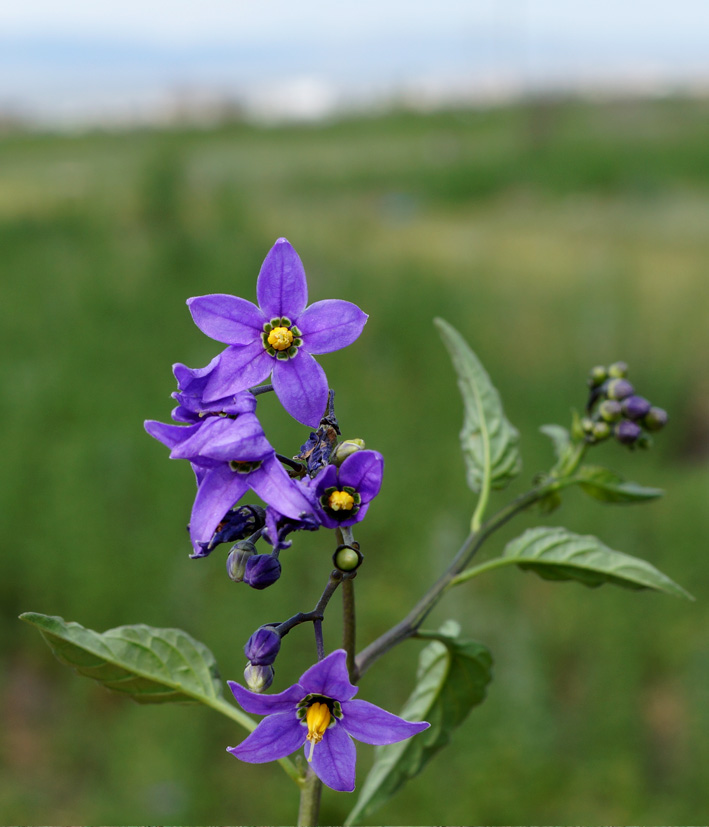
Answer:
[328, 490, 355, 512]
[305, 702, 331, 761]
[267, 326, 294, 351]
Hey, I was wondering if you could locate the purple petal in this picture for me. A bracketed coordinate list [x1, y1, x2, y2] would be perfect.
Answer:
[256, 238, 308, 319]
[310, 724, 356, 792]
[248, 456, 316, 521]
[272, 352, 329, 428]
[228, 680, 304, 715]
[296, 300, 368, 355]
[144, 420, 202, 451]
[172, 355, 220, 396]
[311, 464, 337, 496]
[299, 650, 358, 701]
[340, 700, 430, 745]
[170, 414, 272, 463]
[189, 465, 249, 552]
[187, 294, 265, 345]
[338, 450, 384, 504]
[203, 343, 272, 402]
[228, 710, 305, 763]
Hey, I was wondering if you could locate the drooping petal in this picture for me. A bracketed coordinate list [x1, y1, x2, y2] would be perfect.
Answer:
[172, 355, 221, 396]
[189, 465, 249, 552]
[228, 680, 304, 715]
[338, 450, 384, 504]
[340, 700, 430, 745]
[203, 342, 272, 402]
[170, 413, 272, 463]
[144, 420, 202, 451]
[187, 294, 265, 345]
[310, 724, 356, 792]
[248, 456, 315, 521]
[296, 300, 368, 355]
[272, 351, 329, 428]
[256, 238, 308, 320]
[228, 710, 305, 763]
[299, 649, 358, 701]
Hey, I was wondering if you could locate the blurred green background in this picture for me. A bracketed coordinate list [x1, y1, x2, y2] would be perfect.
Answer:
[1, 97, 708, 825]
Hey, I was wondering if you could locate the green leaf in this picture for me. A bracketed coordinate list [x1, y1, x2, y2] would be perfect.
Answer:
[435, 318, 521, 494]
[540, 423, 571, 461]
[346, 621, 492, 825]
[575, 465, 664, 504]
[503, 527, 693, 599]
[20, 612, 224, 704]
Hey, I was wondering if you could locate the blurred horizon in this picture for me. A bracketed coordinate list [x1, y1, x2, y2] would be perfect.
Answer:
[2, 0, 709, 128]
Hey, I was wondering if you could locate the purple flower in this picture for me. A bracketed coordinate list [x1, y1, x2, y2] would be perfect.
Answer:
[187, 238, 368, 427]
[227, 649, 429, 792]
[310, 450, 384, 529]
[145, 410, 313, 554]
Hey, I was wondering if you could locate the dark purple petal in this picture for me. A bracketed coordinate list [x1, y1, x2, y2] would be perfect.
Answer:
[228, 710, 305, 763]
[338, 450, 384, 504]
[299, 649, 358, 701]
[187, 294, 265, 345]
[248, 456, 315, 521]
[319, 501, 370, 530]
[228, 680, 304, 715]
[144, 420, 202, 451]
[203, 343, 272, 402]
[272, 351, 329, 428]
[189, 465, 249, 552]
[296, 300, 368, 355]
[340, 700, 430, 745]
[256, 238, 308, 319]
[171, 413, 272, 463]
[310, 724, 356, 792]
[243, 554, 282, 590]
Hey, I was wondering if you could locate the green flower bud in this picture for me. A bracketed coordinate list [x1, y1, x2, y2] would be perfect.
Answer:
[226, 541, 257, 582]
[333, 544, 363, 572]
[330, 438, 366, 467]
[581, 416, 595, 434]
[244, 663, 274, 693]
[598, 399, 622, 422]
[592, 421, 611, 441]
[643, 406, 668, 432]
[587, 366, 608, 388]
[608, 361, 629, 378]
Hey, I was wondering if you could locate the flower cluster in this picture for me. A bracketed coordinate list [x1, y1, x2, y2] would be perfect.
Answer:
[144, 238, 383, 566]
[584, 361, 668, 447]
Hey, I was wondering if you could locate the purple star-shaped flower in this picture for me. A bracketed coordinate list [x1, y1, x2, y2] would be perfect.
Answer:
[310, 449, 384, 528]
[145, 408, 312, 556]
[187, 238, 368, 427]
[228, 649, 429, 792]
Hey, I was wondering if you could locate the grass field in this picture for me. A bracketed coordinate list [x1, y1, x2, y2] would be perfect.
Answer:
[1, 96, 708, 825]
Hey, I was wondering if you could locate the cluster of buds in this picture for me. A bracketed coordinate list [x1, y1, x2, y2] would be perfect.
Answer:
[583, 361, 668, 447]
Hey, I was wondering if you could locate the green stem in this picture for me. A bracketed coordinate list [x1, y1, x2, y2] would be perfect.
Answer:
[342, 575, 357, 682]
[297, 766, 323, 827]
[448, 556, 516, 586]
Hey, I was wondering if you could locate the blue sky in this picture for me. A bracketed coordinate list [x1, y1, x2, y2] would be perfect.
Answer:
[2, 1, 708, 124]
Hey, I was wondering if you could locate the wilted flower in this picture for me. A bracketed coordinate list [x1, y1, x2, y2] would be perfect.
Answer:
[187, 238, 368, 427]
[228, 650, 429, 792]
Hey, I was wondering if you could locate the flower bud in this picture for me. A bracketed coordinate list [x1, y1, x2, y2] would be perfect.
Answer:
[622, 395, 651, 421]
[333, 544, 363, 572]
[244, 554, 282, 590]
[226, 541, 257, 582]
[592, 421, 611, 441]
[606, 378, 634, 401]
[587, 366, 607, 388]
[581, 416, 595, 434]
[244, 625, 281, 666]
[643, 406, 668, 432]
[244, 663, 274, 693]
[608, 361, 628, 378]
[615, 419, 642, 445]
[598, 399, 622, 422]
[330, 439, 366, 467]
